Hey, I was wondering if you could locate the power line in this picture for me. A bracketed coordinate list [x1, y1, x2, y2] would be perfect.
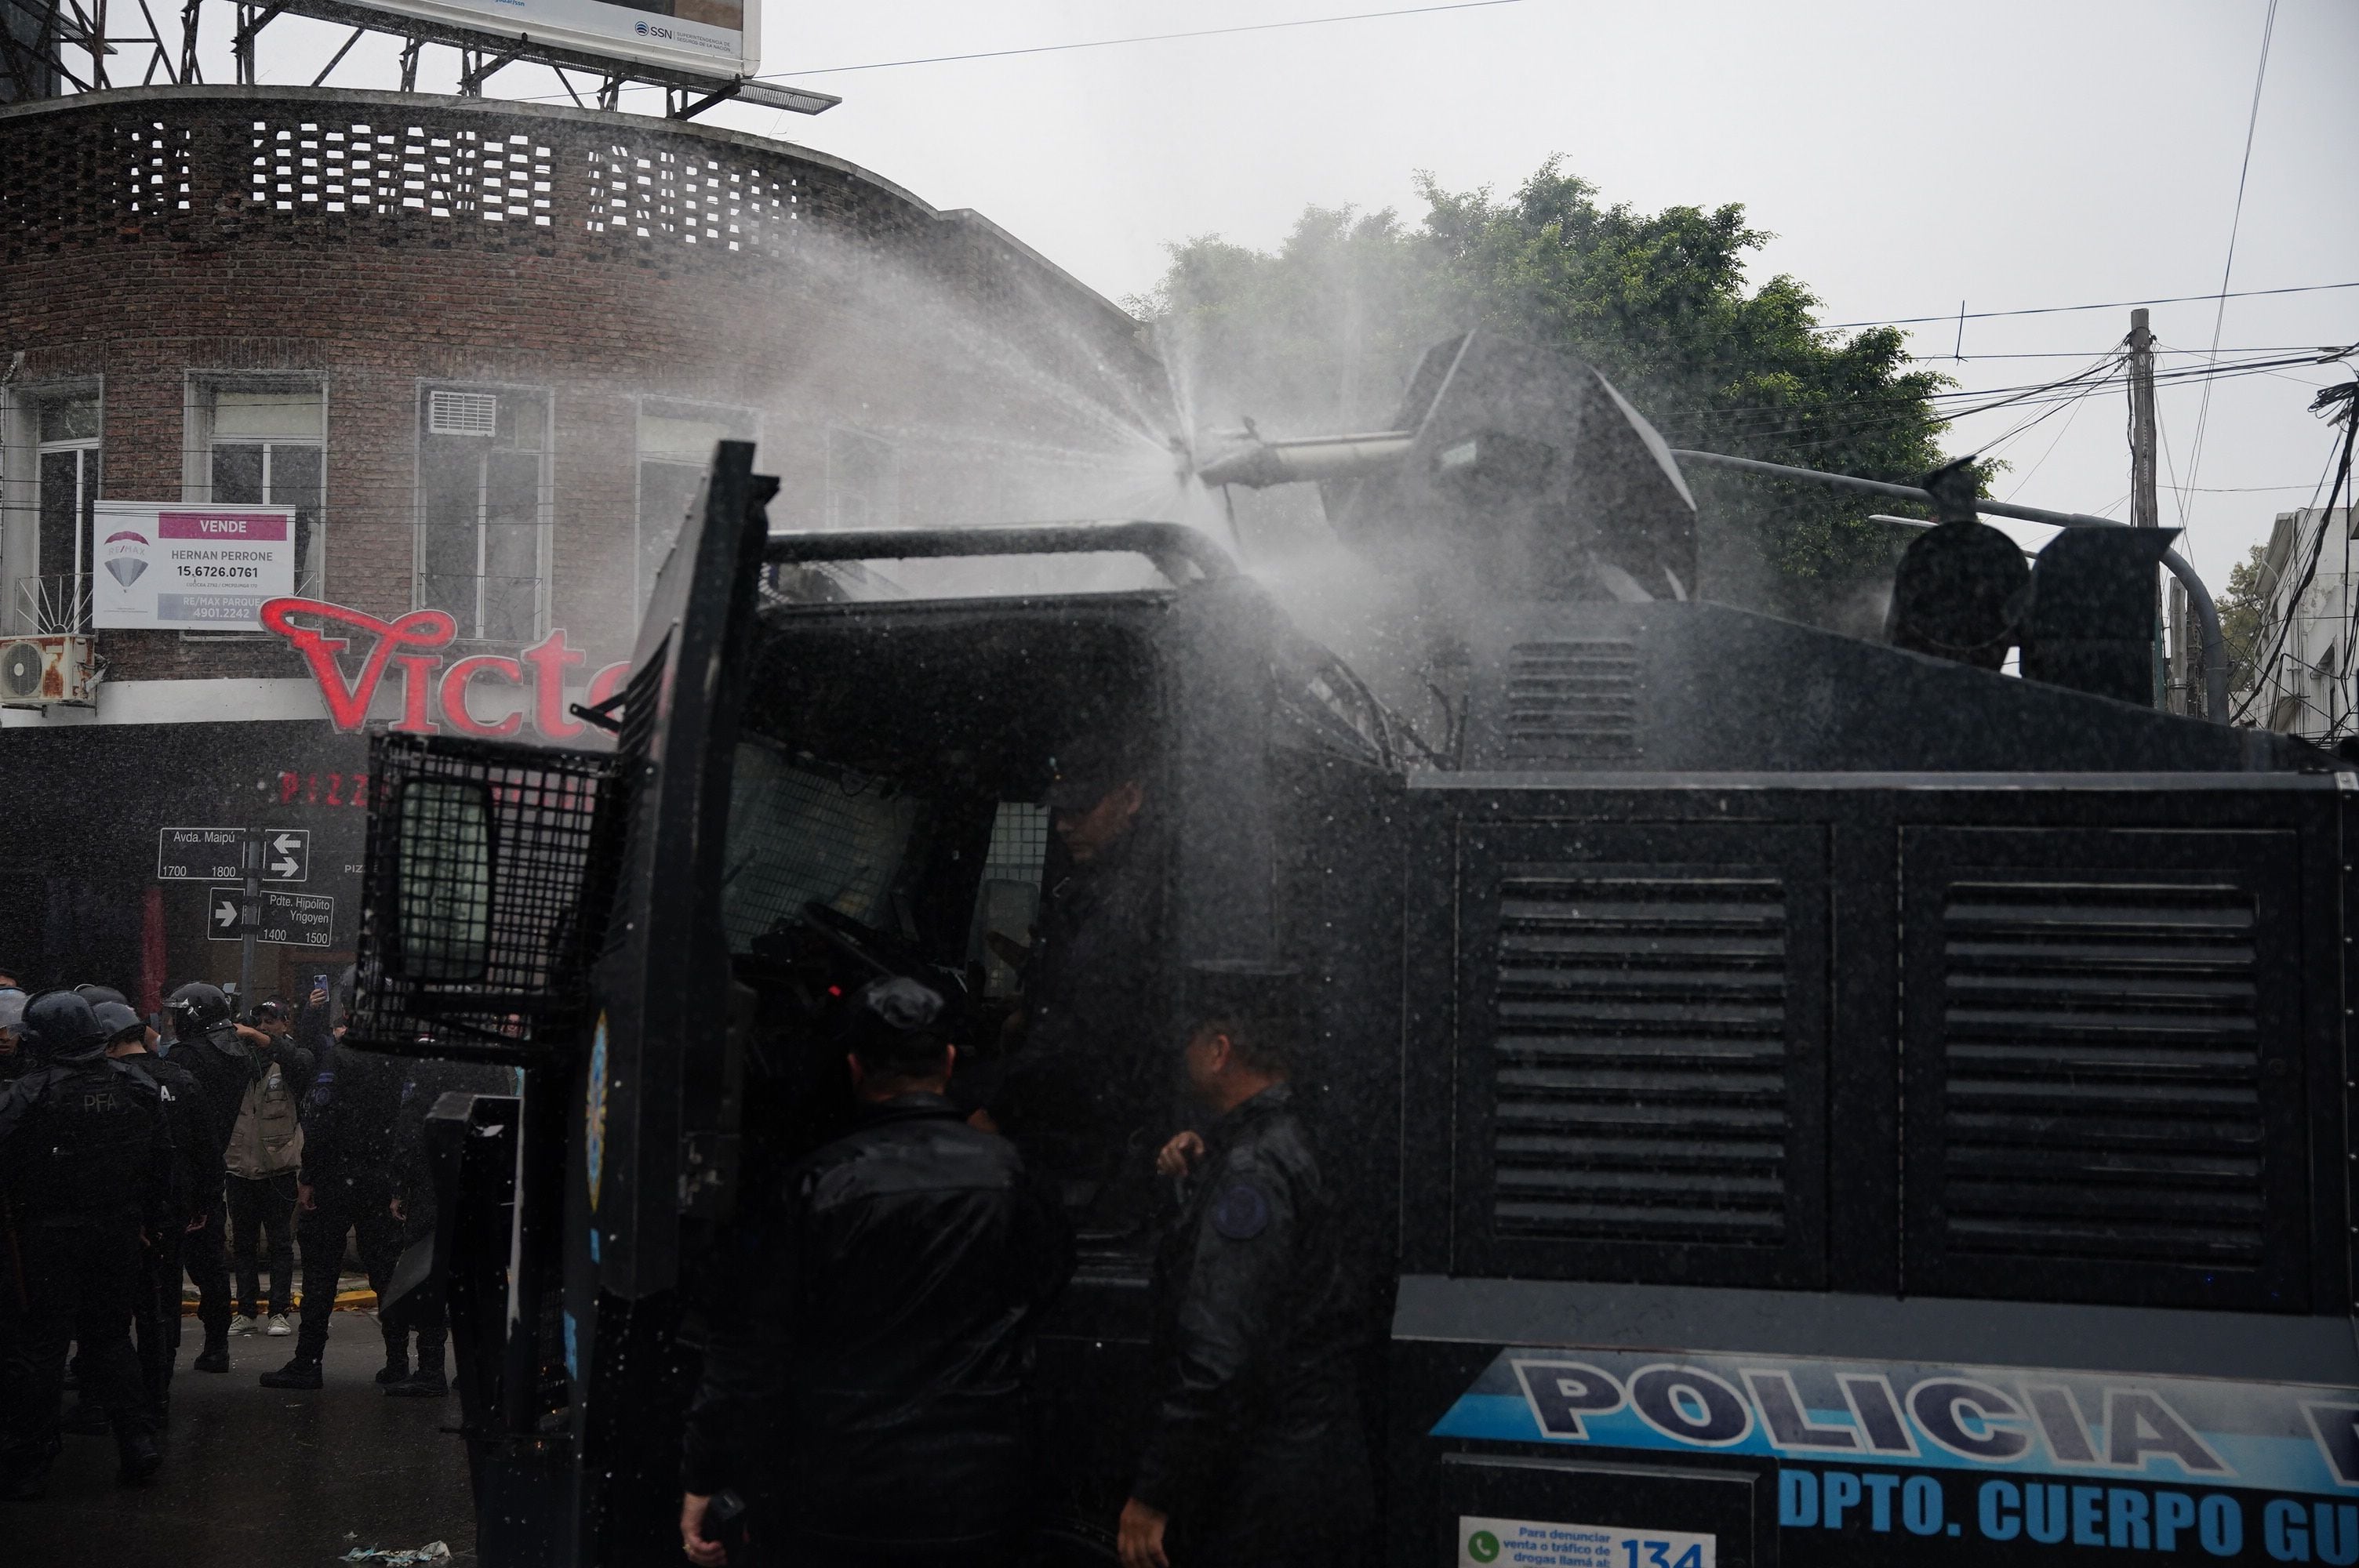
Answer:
[749, 0, 1528, 82]
[1906, 344, 2350, 362]
[2177, 0, 2280, 541]
[1819, 280, 2359, 332]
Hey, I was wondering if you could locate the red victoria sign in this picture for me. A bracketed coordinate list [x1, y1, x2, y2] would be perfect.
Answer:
[260, 597, 631, 742]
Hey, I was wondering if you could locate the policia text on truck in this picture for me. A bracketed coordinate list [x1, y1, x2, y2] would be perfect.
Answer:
[343, 331, 2359, 1567]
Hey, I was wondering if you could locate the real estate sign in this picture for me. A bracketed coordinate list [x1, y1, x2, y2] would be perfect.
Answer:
[92, 502, 296, 632]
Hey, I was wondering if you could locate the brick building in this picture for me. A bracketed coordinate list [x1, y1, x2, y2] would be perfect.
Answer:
[0, 83, 1169, 1008]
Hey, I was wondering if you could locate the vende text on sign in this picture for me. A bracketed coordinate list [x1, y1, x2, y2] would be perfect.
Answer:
[206, 887, 336, 948]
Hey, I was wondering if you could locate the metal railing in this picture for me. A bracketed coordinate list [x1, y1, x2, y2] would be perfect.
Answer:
[12, 573, 90, 636]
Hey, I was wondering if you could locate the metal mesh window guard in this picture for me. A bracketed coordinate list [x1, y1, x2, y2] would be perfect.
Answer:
[353, 731, 620, 1061]
[720, 741, 922, 952]
[982, 802, 1050, 887]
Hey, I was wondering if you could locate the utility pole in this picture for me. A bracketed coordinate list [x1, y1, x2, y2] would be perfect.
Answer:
[238, 826, 260, 1022]
[2128, 308, 2170, 710]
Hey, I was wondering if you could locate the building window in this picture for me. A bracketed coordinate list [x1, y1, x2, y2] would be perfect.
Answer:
[827, 427, 897, 532]
[636, 398, 757, 610]
[31, 390, 100, 633]
[190, 379, 325, 599]
[418, 385, 548, 642]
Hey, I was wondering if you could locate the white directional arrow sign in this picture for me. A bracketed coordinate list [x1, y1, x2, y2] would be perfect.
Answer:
[261, 828, 310, 884]
[207, 885, 334, 947]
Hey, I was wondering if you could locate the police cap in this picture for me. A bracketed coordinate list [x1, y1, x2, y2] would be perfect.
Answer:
[842, 976, 951, 1077]
[1045, 732, 1144, 811]
[1183, 960, 1302, 1025]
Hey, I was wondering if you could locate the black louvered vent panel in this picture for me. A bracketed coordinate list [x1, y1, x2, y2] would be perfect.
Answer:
[1504, 641, 1641, 760]
[1939, 880, 2265, 1270]
[1492, 876, 1788, 1245]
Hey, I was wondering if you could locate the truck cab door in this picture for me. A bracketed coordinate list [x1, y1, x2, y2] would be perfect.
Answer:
[570, 441, 775, 1558]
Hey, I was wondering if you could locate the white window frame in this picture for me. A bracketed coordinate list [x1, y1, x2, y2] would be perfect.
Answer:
[825, 424, 898, 533]
[413, 379, 553, 644]
[634, 394, 761, 609]
[181, 372, 329, 637]
[0, 379, 104, 634]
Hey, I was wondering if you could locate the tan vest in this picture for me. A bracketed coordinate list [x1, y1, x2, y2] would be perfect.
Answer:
[226, 1058, 304, 1178]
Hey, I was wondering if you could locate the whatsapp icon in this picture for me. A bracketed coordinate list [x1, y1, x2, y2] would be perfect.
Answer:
[1467, 1530, 1502, 1563]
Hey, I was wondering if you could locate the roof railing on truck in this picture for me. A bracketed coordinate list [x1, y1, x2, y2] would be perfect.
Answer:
[762, 521, 1237, 583]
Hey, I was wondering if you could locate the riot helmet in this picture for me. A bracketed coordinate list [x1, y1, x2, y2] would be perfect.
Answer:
[93, 1000, 144, 1047]
[166, 981, 232, 1032]
[75, 982, 129, 1007]
[21, 989, 109, 1061]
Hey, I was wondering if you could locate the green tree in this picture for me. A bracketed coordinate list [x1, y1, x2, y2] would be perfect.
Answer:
[1138, 159, 1956, 622]
[2216, 542, 2274, 698]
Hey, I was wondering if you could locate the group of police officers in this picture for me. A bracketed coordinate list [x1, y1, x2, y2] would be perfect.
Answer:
[0, 758, 1374, 1566]
[0, 972, 468, 1501]
[676, 758, 1376, 1568]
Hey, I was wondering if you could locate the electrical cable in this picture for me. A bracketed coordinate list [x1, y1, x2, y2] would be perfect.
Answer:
[1819, 280, 2357, 332]
[483, 0, 1531, 106]
[2175, 0, 2280, 543]
[750, 0, 1528, 79]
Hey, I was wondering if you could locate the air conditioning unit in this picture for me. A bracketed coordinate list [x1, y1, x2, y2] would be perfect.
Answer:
[0, 636, 100, 706]
[428, 390, 499, 437]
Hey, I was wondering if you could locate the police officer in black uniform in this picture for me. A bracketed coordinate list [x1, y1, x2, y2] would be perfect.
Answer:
[1118, 962, 1373, 1568]
[261, 996, 409, 1392]
[681, 977, 1073, 1568]
[162, 982, 249, 1373]
[98, 1000, 218, 1426]
[0, 990, 172, 1497]
[989, 736, 1169, 1198]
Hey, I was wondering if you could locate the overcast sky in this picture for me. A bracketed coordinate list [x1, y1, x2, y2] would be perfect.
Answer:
[234, 0, 2359, 593]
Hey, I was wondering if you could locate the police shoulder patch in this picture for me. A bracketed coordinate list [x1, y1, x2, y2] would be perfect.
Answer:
[1210, 1178, 1270, 1240]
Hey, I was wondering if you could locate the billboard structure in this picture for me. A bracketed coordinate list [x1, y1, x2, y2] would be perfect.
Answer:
[292, 0, 758, 84]
[2, 0, 833, 120]
[92, 502, 296, 632]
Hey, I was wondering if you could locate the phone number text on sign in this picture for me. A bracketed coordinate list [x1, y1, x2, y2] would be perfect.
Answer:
[1460, 1515, 1714, 1568]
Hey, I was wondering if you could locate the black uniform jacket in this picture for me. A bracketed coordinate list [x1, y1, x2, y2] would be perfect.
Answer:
[122, 1052, 222, 1225]
[1132, 1083, 1373, 1544]
[0, 1052, 173, 1230]
[167, 1026, 256, 1159]
[682, 1093, 1073, 1550]
[995, 827, 1168, 1175]
[300, 1044, 409, 1196]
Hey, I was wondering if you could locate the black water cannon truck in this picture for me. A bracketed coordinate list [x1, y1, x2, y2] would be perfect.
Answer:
[350, 331, 2359, 1568]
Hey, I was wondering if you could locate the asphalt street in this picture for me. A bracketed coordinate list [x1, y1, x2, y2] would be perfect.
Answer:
[5, 1314, 477, 1567]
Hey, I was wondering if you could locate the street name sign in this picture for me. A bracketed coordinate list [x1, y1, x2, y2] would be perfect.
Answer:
[158, 827, 244, 882]
[158, 826, 311, 883]
[205, 887, 336, 948]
